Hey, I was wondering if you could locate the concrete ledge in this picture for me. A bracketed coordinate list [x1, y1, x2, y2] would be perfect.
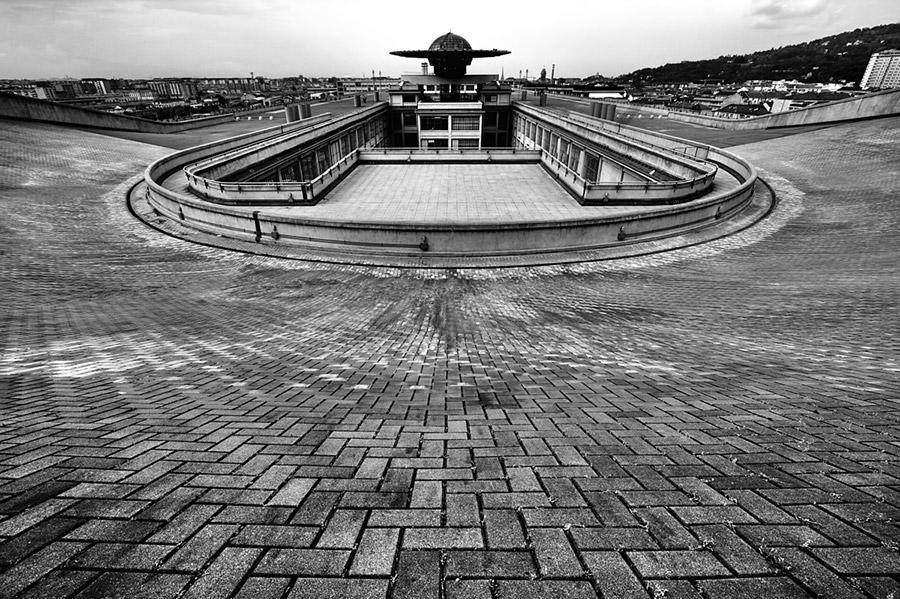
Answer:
[0, 92, 236, 133]
[143, 114, 760, 262]
[131, 175, 774, 268]
[617, 88, 900, 130]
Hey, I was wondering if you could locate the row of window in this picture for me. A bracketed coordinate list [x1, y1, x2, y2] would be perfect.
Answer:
[391, 110, 511, 131]
[287, 116, 386, 181]
[420, 115, 482, 131]
[422, 138, 480, 150]
[513, 115, 602, 183]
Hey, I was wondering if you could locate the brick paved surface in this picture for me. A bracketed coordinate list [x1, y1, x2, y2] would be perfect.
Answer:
[1, 116, 899, 598]
[263, 163, 718, 224]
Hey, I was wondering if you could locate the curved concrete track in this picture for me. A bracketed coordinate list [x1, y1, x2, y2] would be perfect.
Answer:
[0, 117, 898, 599]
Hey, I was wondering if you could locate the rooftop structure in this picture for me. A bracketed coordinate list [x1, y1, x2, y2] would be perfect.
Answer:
[388, 33, 513, 149]
[2, 23, 900, 599]
[2, 108, 900, 599]
[390, 32, 510, 78]
[139, 31, 754, 265]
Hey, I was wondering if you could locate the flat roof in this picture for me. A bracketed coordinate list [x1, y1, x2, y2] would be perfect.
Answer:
[260, 163, 660, 224]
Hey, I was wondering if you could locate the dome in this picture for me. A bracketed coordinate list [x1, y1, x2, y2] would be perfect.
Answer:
[428, 32, 472, 52]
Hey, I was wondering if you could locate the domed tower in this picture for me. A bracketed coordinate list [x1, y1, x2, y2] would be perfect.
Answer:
[388, 33, 513, 150]
[391, 32, 509, 78]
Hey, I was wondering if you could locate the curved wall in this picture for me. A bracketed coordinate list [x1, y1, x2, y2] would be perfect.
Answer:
[143, 107, 760, 260]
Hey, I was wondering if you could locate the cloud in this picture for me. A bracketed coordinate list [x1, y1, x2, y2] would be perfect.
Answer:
[748, 0, 834, 29]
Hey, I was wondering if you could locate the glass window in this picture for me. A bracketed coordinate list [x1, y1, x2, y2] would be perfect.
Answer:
[420, 116, 448, 130]
[569, 147, 581, 171]
[583, 153, 600, 182]
[451, 115, 480, 130]
[402, 111, 416, 127]
[559, 141, 570, 166]
[315, 149, 329, 175]
[498, 112, 508, 129]
[456, 138, 479, 149]
[300, 154, 316, 179]
[424, 138, 448, 149]
[483, 112, 498, 128]
[402, 94, 417, 103]
[329, 141, 341, 165]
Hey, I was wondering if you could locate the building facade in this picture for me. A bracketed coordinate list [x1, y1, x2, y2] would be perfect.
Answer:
[860, 50, 900, 90]
[388, 33, 512, 149]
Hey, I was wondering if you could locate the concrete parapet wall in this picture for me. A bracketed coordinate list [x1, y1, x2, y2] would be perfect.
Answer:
[0, 92, 235, 132]
[622, 88, 900, 129]
[515, 103, 712, 182]
[144, 112, 759, 260]
[358, 149, 541, 163]
[145, 173, 755, 257]
[190, 104, 388, 181]
[146, 115, 333, 192]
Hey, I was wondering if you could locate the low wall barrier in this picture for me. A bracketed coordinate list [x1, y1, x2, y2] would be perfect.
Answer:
[182, 104, 389, 203]
[142, 106, 760, 259]
[0, 92, 235, 133]
[516, 103, 713, 182]
[607, 88, 900, 130]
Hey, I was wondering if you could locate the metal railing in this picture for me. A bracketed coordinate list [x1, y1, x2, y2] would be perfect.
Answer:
[184, 102, 386, 182]
[516, 134, 717, 204]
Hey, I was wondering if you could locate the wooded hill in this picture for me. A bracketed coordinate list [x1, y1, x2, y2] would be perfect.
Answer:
[620, 23, 900, 84]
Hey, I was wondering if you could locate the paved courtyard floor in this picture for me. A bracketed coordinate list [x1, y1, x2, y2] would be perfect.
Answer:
[0, 116, 898, 599]
[159, 158, 739, 227]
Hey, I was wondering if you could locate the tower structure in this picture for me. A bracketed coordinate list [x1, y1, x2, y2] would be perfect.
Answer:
[860, 50, 900, 90]
[388, 33, 513, 149]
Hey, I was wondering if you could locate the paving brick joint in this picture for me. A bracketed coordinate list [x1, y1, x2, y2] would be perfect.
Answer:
[0, 115, 898, 599]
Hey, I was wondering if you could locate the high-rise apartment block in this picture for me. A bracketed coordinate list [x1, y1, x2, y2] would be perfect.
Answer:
[860, 49, 900, 89]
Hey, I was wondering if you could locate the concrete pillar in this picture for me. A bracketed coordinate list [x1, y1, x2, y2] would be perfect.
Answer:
[520, 91, 527, 101]
[354, 95, 362, 108]
[299, 103, 312, 119]
[591, 102, 602, 118]
[607, 104, 617, 121]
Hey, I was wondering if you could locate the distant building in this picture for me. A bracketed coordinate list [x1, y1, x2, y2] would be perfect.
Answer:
[338, 78, 401, 95]
[198, 78, 255, 94]
[860, 50, 900, 89]
[149, 79, 199, 99]
[82, 78, 110, 95]
[33, 84, 55, 100]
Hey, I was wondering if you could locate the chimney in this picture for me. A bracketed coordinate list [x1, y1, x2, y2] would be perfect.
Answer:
[421, 62, 429, 75]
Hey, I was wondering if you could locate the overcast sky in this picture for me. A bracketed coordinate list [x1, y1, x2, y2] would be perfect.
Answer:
[0, 0, 896, 79]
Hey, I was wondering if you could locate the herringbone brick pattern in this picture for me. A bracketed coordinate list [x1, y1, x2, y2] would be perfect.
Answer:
[0, 117, 898, 598]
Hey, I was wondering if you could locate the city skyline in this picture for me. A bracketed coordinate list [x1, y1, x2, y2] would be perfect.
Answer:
[1, 0, 897, 79]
